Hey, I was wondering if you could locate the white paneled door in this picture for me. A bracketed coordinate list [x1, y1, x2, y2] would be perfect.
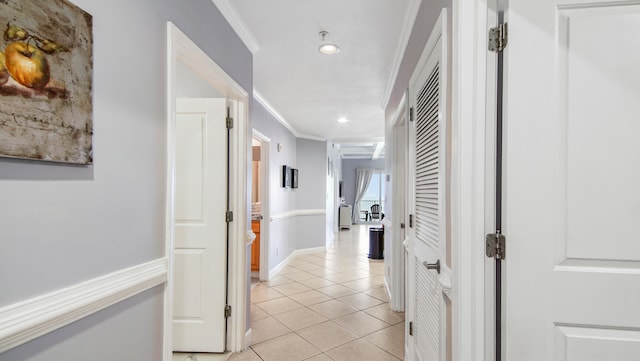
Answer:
[407, 10, 449, 361]
[173, 98, 228, 352]
[504, 1, 640, 359]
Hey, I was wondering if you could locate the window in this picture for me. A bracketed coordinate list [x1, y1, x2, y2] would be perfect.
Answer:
[359, 172, 385, 221]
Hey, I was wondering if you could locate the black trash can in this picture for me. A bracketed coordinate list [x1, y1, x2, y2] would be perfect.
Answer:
[368, 227, 384, 259]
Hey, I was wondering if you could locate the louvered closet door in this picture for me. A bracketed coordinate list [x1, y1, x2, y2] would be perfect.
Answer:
[407, 12, 448, 361]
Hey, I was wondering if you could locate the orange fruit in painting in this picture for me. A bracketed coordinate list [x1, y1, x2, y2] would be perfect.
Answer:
[4, 41, 50, 88]
[0, 51, 9, 85]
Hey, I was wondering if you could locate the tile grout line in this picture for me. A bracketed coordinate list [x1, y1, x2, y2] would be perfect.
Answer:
[238, 225, 403, 361]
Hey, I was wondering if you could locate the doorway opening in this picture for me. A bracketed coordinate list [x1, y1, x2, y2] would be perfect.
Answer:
[165, 22, 249, 360]
[251, 130, 270, 282]
[359, 171, 386, 224]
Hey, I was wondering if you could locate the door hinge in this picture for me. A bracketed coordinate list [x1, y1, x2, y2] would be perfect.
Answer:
[488, 23, 508, 53]
[226, 116, 234, 129]
[486, 232, 506, 259]
[224, 304, 231, 318]
[225, 211, 233, 223]
[409, 107, 415, 122]
[409, 321, 414, 336]
[409, 214, 414, 228]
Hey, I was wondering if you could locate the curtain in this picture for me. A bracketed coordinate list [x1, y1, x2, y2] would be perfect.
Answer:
[352, 168, 374, 223]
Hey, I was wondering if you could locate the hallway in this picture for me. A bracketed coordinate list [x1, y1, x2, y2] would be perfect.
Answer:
[232, 225, 404, 361]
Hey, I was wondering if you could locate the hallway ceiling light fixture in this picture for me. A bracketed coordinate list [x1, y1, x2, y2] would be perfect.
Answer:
[337, 117, 348, 123]
[318, 30, 340, 55]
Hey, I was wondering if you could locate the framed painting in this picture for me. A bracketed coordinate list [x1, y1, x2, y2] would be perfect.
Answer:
[291, 168, 298, 189]
[282, 165, 291, 188]
[0, 0, 93, 164]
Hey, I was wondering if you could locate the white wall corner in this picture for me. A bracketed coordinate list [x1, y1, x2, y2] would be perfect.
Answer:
[326, 233, 335, 248]
[243, 328, 252, 350]
[383, 277, 395, 310]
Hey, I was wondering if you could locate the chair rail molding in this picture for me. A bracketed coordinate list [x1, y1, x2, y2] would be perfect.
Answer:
[0, 258, 167, 353]
[270, 209, 326, 223]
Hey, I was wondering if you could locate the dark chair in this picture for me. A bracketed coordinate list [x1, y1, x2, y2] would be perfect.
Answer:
[370, 204, 381, 221]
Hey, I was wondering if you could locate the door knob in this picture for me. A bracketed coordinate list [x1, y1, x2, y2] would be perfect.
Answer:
[423, 259, 441, 274]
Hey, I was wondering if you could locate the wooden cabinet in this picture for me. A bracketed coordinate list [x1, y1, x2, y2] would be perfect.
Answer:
[251, 220, 260, 271]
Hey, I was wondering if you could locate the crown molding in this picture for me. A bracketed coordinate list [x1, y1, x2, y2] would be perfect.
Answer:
[381, 0, 422, 110]
[332, 137, 386, 144]
[253, 90, 327, 142]
[297, 133, 327, 142]
[253, 90, 298, 136]
[211, 0, 260, 54]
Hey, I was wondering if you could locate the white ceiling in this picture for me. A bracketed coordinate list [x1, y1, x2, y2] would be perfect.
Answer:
[213, 0, 419, 158]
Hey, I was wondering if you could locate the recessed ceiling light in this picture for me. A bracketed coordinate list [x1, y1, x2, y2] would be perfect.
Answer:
[318, 31, 340, 55]
[337, 117, 348, 123]
[319, 43, 340, 55]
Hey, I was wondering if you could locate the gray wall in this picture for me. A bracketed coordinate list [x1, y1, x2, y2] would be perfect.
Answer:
[295, 139, 327, 249]
[252, 101, 298, 271]
[252, 104, 331, 271]
[0, 0, 251, 359]
[342, 159, 385, 208]
[296, 139, 327, 209]
[176, 61, 224, 98]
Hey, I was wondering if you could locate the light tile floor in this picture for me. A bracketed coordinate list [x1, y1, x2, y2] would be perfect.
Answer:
[230, 225, 405, 361]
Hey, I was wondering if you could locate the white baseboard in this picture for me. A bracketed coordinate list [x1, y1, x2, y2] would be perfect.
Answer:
[0, 258, 167, 353]
[243, 328, 252, 350]
[383, 277, 395, 310]
[326, 233, 335, 248]
[173, 352, 231, 361]
[268, 247, 326, 279]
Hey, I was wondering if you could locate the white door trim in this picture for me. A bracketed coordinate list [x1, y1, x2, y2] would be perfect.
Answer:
[165, 22, 249, 360]
[252, 129, 271, 281]
[450, 0, 491, 360]
[227, 96, 249, 353]
[388, 91, 408, 312]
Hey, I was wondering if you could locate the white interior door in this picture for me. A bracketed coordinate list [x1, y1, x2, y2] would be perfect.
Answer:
[173, 98, 228, 353]
[504, 2, 640, 359]
[407, 10, 449, 361]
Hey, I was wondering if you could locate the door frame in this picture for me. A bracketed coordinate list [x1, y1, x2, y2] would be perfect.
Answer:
[252, 129, 271, 281]
[388, 91, 408, 312]
[164, 22, 249, 360]
[449, 0, 492, 359]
